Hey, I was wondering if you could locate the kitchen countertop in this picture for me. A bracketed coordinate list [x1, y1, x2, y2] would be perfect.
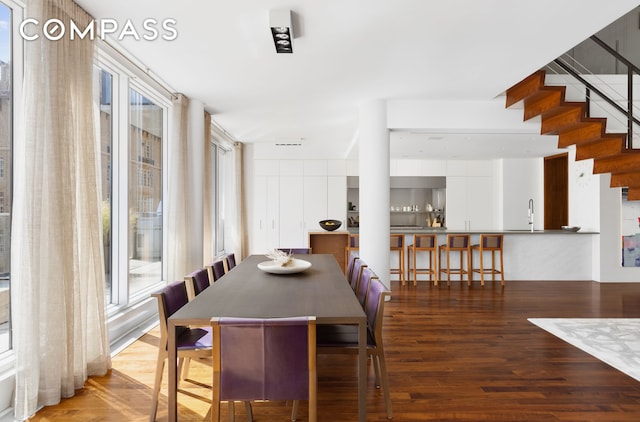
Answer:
[346, 227, 599, 235]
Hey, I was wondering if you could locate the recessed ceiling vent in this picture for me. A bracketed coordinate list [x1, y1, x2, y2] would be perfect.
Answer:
[270, 9, 293, 54]
[275, 143, 302, 147]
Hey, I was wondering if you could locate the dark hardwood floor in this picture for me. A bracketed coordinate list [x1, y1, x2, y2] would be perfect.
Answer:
[28, 280, 640, 421]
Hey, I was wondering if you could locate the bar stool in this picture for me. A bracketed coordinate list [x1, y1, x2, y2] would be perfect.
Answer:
[390, 234, 405, 284]
[471, 234, 505, 286]
[438, 234, 471, 286]
[407, 234, 437, 286]
[344, 234, 359, 275]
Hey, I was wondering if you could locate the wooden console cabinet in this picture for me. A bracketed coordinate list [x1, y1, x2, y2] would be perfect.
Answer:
[308, 231, 349, 273]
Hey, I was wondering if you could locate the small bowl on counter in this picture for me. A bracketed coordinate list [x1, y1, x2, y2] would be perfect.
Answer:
[319, 219, 342, 231]
[561, 226, 581, 232]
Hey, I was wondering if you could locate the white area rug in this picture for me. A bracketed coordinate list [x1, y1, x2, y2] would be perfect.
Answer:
[528, 318, 640, 382]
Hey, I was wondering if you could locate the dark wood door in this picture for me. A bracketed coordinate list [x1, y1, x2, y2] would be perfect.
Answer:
[544, 153, 568, 229]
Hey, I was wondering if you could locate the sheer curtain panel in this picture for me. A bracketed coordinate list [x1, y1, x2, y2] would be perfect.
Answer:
[166, 94, 190, 282]
[234, 142, 248, 260]
[12, 0, 111, 419]
[203, 112, 214, 263]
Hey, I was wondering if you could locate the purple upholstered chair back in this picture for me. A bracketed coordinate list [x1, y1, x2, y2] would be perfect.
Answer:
[356, 267, 377, 308]
[162, 281, 189, 319]
[186, 268, 211, 297]
[365, 279, 389, 340]
[346, 251, 359, 281]
[155, 281, 211, 351]
[226, 253, 236, 270]
[213, 317, 316, 401]
[211, 260, 226, 281]
[349, 259, 368, 291]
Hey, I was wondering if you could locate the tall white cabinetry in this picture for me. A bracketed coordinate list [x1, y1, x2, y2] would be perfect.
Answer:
[251, 159, 347, 254]
[253, 161, 280, 253]
[445, 160, 495, 230]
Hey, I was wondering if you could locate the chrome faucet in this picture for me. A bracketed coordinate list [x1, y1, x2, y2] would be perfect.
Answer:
[528, 198, 534, 232]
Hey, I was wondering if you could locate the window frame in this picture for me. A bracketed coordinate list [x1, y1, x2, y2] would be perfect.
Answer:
[95, 44, 171, 314]
[0, 0, 23, 369]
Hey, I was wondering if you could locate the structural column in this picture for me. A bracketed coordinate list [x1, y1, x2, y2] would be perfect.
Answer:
[358, 100, 391, 289]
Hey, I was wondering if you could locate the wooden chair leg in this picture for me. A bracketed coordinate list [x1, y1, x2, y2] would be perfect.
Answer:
[149, 354, 165, 421]
[478, 250, 484, 286]
[375, 350, 393, 419]
[500, 249, 505, 286]
[446, 249, 451, 286]
[413, 249, 418, 286]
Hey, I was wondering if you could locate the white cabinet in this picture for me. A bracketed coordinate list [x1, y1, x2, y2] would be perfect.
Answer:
[304, 176, 328, 233]
[279, 176, 304, 248]
[327, 176, 347, 223]
[253, 175, 280, 252]
[446, 175, 494, 230]
[251, 160, 348, 253]
[467, 177, 494, 230]
[445, 177, 467, 229]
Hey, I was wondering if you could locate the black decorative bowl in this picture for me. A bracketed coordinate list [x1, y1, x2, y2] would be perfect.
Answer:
[319, 219, 342, 231]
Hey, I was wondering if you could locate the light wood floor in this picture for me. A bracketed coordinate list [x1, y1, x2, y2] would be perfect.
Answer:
[28, 279, 640, 421]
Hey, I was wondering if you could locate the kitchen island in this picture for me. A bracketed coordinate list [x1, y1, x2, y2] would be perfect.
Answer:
[347, 227, 599, 281]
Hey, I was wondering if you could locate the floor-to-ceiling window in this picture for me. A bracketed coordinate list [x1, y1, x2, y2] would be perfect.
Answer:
[95, 50, 169, 317]
[128, 89, 163, 296]
[96, 67, 113, 303]
[0, 1, 16, 355]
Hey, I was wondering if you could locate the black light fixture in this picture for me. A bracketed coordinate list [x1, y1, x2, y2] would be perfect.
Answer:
[270, 9, 293, 54]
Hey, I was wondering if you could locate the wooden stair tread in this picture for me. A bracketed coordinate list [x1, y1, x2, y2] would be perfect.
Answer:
[523, 86, 566, 120]
[610, 171, 640, 188]
[576, 136, 626, 160]
[506, 69, 639, 199]
[557, 118, 608, 147]
[540, 103, 587, 134]
[627, 187, 640, 200]
[505, 70, 546, 107]
[593, 150, 640, 174]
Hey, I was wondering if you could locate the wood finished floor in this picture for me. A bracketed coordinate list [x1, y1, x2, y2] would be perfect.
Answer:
[28, 280, 640, 421]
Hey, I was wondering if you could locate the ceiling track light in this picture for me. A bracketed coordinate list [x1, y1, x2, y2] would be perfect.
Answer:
[270, 9, 293, 54]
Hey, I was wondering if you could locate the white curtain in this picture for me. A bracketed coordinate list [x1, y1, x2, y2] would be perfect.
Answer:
[233, 142, 248, 260]
[203, 112, 214, 263]
[11, 0, 111, 419]
[166, 94, 190, 281]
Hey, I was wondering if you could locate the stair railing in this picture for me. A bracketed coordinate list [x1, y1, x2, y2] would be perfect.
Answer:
[545, 35, 640, 150]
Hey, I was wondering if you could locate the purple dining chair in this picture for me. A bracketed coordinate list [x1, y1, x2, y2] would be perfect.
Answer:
[210, 317, 317, 422]
[223, 253, 237, 273]
[184, 268, 211, 301]
[317, 278, 392, 419]
[349, 258, 368, 292]
[206, 259, 226, 283]
[150, 281, 212, 421]
[356, 267, 377, 308]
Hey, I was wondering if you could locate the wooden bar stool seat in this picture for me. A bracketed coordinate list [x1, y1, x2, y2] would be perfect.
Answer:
[471, 234, 505, 286]
[407, 234, 437, 286]
[438, 234, 471, 286]
[390, 234, 406, 284]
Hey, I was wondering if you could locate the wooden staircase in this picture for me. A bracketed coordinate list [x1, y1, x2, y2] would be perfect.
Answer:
[506, 69, 640, 200]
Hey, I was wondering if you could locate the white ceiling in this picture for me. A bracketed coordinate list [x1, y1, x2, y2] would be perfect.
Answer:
[76, 0, 640, 160]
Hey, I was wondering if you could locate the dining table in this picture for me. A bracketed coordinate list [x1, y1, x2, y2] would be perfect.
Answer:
[167, 253, 368, 422]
